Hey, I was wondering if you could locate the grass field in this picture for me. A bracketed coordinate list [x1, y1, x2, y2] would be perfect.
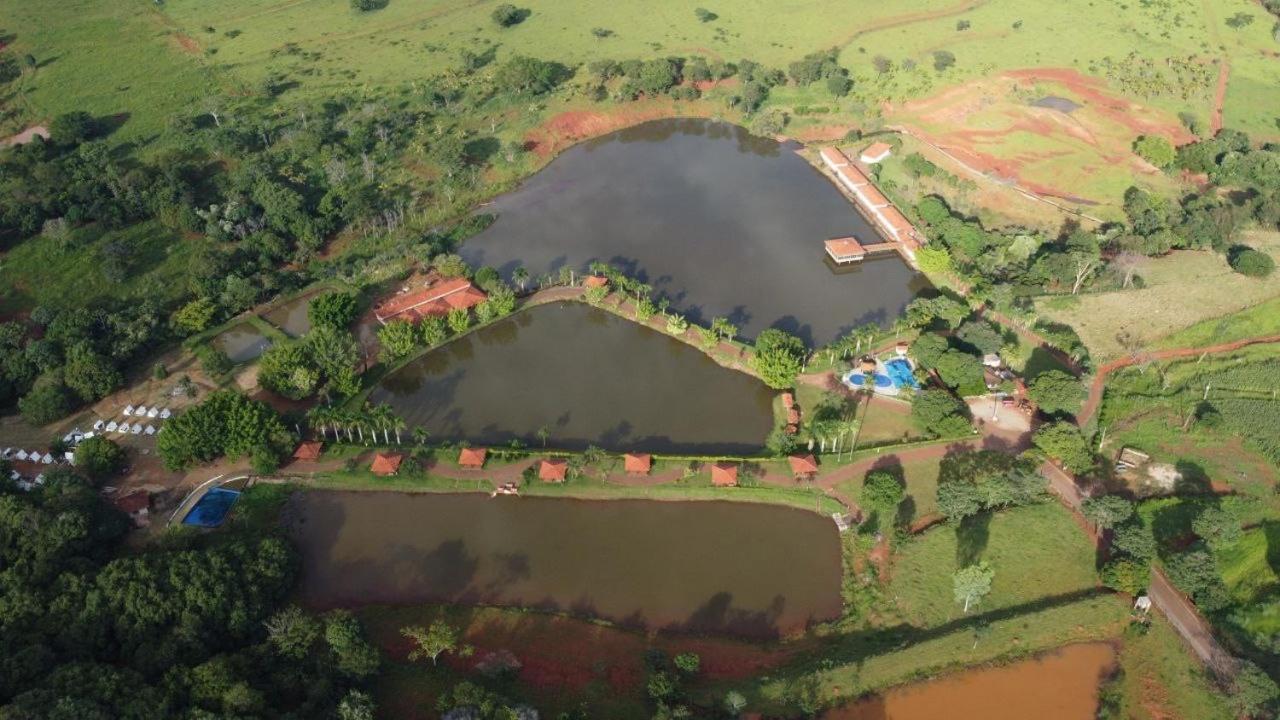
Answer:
[1115, 616, 1234, 720]
[834, 455, 943, 519]
[1038, 232, 1280, 360]
[0, 219, 205, 315]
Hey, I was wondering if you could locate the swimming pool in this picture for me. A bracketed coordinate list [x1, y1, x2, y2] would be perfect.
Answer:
[846, 371, 893, 389]
[884, 358, 920, 390]
[182, 487, 242, 528]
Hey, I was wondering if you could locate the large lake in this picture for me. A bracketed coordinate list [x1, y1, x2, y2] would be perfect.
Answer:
[367, 302, 775, 454]
[285, 491, 843, 637]
[462, 118, 927, 346]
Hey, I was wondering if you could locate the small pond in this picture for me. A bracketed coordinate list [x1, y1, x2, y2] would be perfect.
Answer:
[462, 118, 928, 345]
[284, 491, 843, 637]
[262, 291, 319, 337]
[825, 642, 1116, 719]
[212, 323, 272, 364]
[367, 302, 775, 454]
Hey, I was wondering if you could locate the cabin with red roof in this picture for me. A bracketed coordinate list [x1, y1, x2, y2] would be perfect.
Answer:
[624, 453, 652, 475]
[292, 441, 323, 462]
[788, 454, 819, 479]
[860, 142, 893, 164]
[710, 462, 738, 487]
[373, 277, 487, 325]
[538, 458, 568, 482]
[370, 452, 404, 476]
[583, 275, 609, 288]
[458, 447, 487, 468]
[824, 237, 866, 264]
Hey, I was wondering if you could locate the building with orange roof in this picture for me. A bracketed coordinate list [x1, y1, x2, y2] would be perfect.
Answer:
[370, 452, 404, 476]
[787, 407, 801, 425]
[710, 462, 738, 487]
[781, 392, 794, 408]
[583, 275, 609, 288]
[292, 441, 323, 462]
[860, 142, 893, 164]
[824, 237, 866, 264]
[373, 278, 488, 325]
[538, 458, 568, 482]
[458, 447, 487, 468]
[624, 452, 652, 475]
[788, 454, 819, 479]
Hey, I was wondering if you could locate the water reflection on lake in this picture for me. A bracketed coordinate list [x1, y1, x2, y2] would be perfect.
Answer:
[462, 118, 928, 345]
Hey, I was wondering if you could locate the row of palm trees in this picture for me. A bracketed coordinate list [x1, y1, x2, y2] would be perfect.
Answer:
[307, 403, 410, 445]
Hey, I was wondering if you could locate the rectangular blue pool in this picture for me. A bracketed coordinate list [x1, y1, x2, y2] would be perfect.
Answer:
[182, 487, 242, 528]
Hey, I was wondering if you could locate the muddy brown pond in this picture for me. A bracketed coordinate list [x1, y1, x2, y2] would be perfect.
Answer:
[368, 302, 775, 454]
[825, 642, 1116, 720]
[461, 118, 928, 346]
[284, 491, 843, 638]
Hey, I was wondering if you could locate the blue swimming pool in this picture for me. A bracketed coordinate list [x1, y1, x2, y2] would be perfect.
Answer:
[846, 371, 893, 389]
[183, 487, 242, 528]
[884, 358, 920, 390]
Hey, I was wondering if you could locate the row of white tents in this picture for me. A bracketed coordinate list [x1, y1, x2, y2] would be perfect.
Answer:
[1, 448, 59, 464]
[94, 420, 159, 436]
[122, 405, 172, 419]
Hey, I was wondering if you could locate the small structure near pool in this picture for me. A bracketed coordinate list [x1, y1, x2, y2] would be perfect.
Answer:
[710, 462, 738, 487]
[370, 452, 404, 477]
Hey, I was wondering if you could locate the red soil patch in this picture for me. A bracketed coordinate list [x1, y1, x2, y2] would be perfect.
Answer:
[524, 100, 721, 158]
[1003, 68, 1192, 142]
[1210, 60, 1229, 134]
[172, 33, 202, 55]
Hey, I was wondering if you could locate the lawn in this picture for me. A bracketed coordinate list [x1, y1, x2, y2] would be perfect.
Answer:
[0, 219, 204, 315]
[834, 454, 942, 519]
[0, 0, 217, 140]
[1037, 231, 1280, 361]
[888, 502, 1100, 627]
[1115, 616, 1234, 720]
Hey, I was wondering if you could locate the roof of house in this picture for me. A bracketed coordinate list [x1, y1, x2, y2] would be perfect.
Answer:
[458, 447, 487, 467]
[789, 454, 819, 475]
[374, 278, 488, 323]
[824, 237, 866, 257]
[787, 407, 801, 424]
[861, 142, 893, 160]
[624, 453, 652, 474]
[583, 275, 609, 288]
[710, 462, 738, 486]
[370, 452, 404, 476]
[539, 458, 568, 482]
[781, 392, 795, 408]
[113, 490, 151, 515]
[819, 146, 852, 167]
[293, 441, 324, 461]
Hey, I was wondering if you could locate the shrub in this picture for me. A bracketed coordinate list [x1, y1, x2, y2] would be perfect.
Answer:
[826, 74, 852, 96]
[350, 0, 388, 11]
[308, 292, 359, 330]
[1132, 135, 1176, 168]
[195, 344, 233, 378]
[932, 50, 957, 71]
[1228, 246, 1275, 277]
[1100, 558, 1149, 595]
[752, 328, 805, 389]
[49, 111, 98, 145]
[911, 389, 971, 437]
[694, 7, 718, 22]
[491, 4, 528, 26]
[74, 436, 126, 481]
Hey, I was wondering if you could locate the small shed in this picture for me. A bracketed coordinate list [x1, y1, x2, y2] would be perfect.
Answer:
[788, 454, 819, 479]
[583, 275, 609, 289]
[781, 392, 795, 408]
[113, 490, 152, 528]
[860, 142, 892, 164]
[159, 408, 172, 419]
[624, 452, 652, 476]
[538, 458, 568, 483]
[123, 405, 135, 416]
[458, 447, 487, 469]
[136, 406, 150, 417]
[710, 462, 739, 487]
[293, 441, 324, 462]
[370, 452, 404, 476]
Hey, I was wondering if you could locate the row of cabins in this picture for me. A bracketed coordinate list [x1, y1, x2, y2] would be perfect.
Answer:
[373, 276, 488, 325]
[818, 146, 923, 263]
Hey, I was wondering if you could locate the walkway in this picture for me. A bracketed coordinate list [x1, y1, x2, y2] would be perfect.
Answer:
[1149, 567, 1239, 678]
[1077, 334, 1280, 426]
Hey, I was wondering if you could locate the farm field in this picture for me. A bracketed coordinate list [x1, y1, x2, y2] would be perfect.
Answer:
[1037, 231, 1280, 360]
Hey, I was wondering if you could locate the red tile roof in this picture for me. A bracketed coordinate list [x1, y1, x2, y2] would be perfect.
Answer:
[458, 447, 487, 468]
[624, 453, 652, 474]
[374, 278, 487, 323]
[861, 142, 893, 161]
[787, 407, 801, 424]
[538, 459, 568, 482]
[293, 441, 323, 461]
[788, 454, 819, 476]
[819, 146, 851, 167]
[583, 275, 609, 288]
[710, 463, 738, 487]
[825, 237, 866, 258]
[857, 183, 890, 209]
[370, 452, 404, 476]
[781, 392, 795, 408]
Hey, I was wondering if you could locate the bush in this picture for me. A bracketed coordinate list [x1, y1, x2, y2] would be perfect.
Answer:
[1032, 422, 1094, 473]
[18, 379, 71, 426]
[1132, 135, 1176, 168]
[73, 435, 126, 481]
[309, 292, 360, 330]
[1100, 558, 1149, 595]
[752, 329, 805, 389]
[825, 74, 852, 96]
[694, 7, 718, 22]
[911, 389, 971, 437]
[491, 4, 528, 27]
[49, 111, 98, 145]
[1228, 246, 1275, 277]
[195, 344, 233, 378]
[350, 0, 388, 11]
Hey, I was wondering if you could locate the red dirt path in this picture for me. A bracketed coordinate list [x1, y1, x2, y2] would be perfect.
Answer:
[1209, 60, 1229, 134]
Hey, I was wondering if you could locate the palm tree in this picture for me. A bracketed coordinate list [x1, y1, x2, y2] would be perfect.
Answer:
[536, 426, 550, 448]
[512, 267, 530, 293]
[367, 403, 393, 445]
[307, 406, 334, 441]
[388, 409, 406, 444]
[412, 426, 430, 447]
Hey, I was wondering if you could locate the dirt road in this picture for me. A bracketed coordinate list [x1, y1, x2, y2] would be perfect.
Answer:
[1148, 567, 1238, 678]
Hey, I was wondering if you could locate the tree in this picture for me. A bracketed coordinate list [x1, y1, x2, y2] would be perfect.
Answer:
[494, 55, 568, 95]
[1228, 246, 1275, 277]
[337, 690, 376, 720]
[1027, 369, 1083, 416]
[49, 111, 98, 145]
[953, 561, 994, 612]
[932, 50, 956, 71]
[157, 390, 291, 471]
[378, 319, 419, 362]
[420, 316, 448, 346]
[674, 652, 700, 675]
[63, 343, 122, 402]
[1100, 558, 1149, 595]
[401, 621, 461, 665]
[752, 328, 805, 389]
[325, 610, 381, 679]
[1082, 495, 1134, 530]
[350, 0, 387, 11]
[491, 4, 528, 27]
[1033, 422, 1094, 473]
[862, 470, 905, 511]
[1133, 135, 1176, 168]
[1192, 505, 1243, 548]
[826, 74, 852, 96]
[695, 7, 718, 22]
[584, 284, 608, 305]
[446, 307, 471, 334]
[911, 389, 971, 437]
[1231, 661, 1280, 718]
[937, 476, 983, 522]
[724, 690, 748, 717]
[19, 378, 72, 426]
[265, 606, 322, 661]
[195, 344, 232, 377]
[73, 436, 126, 481]
[932, 349, 984, 395]
[171, 298, 219, 335]
[309, 292, 360, 331]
